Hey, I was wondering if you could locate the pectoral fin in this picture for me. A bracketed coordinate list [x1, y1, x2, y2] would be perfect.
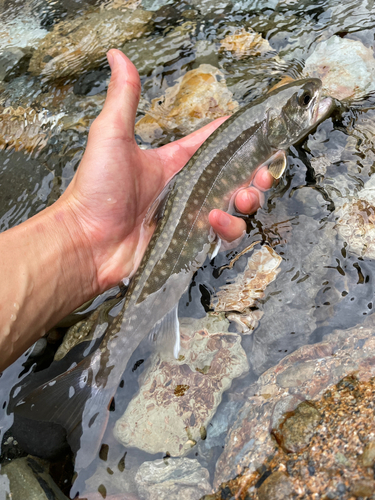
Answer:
[264, 150, 287, 180]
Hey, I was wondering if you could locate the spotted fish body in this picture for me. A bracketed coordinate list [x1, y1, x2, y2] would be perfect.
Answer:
[15, 79, 333, 476]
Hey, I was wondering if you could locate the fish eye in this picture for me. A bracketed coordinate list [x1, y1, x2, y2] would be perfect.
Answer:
[299, 92, 312, 107]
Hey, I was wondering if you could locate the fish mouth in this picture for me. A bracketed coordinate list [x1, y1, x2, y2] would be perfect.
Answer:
[314, 96, 334, 123]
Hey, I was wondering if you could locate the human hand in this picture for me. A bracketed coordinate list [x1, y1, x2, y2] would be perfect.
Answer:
[59, 49, 273, 294]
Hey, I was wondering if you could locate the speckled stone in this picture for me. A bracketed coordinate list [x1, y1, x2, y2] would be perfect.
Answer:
[28, 9, 153, 80]
[272, 401, 321, 454]
[362, 442, 375, 467]
[257, 471, 294, 500]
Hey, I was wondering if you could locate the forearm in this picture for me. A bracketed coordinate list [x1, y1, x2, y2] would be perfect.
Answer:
[0, 199, 97, 371]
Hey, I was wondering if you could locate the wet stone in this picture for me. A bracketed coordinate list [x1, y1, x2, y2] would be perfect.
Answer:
[303, 35, 375, 100]
[135, 64, 238, 143]
[219, 28, 275, 60]
[0, 456, 69, 500]
[134, 458, 212, 500]
[113, 314, 249, 456]
[362, 442, 375, 467]
[0, 48, 32, 82]
[350, 479, 375, 498]
[256, 471, 294, 500]
[28, 8, 153, 80]
[273, 401, 321, 454]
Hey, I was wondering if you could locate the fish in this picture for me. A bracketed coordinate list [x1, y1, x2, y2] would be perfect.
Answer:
[14, 78, 333, 480]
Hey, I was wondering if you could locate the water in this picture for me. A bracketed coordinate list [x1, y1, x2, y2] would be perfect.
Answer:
[1, 0, 375, 498]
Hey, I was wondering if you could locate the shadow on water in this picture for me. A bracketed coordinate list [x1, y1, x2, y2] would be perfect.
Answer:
[2, 0, 375, 498]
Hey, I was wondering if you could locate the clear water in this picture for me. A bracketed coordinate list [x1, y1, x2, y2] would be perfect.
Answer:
[1, 0, 375, 498]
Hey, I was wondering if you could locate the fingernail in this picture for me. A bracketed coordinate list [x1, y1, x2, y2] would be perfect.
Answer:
[107, 51, 115, 70]
[218, 212, 231, 227]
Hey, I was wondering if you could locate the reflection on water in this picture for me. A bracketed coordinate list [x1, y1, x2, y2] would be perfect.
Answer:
[1, 0, 375, 498]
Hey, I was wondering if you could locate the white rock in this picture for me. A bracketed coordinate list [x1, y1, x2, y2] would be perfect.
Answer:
[135, 458, 212, 500]
[113, 314, 249, 456]
[303, 36, 375, 100]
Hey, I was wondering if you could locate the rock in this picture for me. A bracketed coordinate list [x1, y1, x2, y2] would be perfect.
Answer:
[212, 246, 282, 313]
[103, 0, 142, 10]
[0, 18, 47, 50]
[213, 313, 375, 486]
[0, 456, 69, 500]
[350, 479, 375, 498]
[0, 106, 61, 153]
[0, 48, 32, 82]
[134, 458, 212, 500]
[114, 314, 249, 456]
[135, 64, 239, 143]
[303, 36, 375, 100]
[219, 28, 275, 59]
[141, 0, 174, 10]
[28, 9, 153, 80]
[122, 21, 195, 77]
[257, 471, 294, 500]
[189, 0, 229, 16]
[335, 175, 375, 259]
[272, 401, 321, 453]
[362, 442, 375, 467]
[84, 463, 139, 498]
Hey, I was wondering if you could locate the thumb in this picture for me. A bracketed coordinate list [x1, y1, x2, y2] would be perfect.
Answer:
[100, 49, 141, 139]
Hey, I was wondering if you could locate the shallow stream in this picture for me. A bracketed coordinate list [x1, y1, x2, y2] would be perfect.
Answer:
[2, 0, 375, 499]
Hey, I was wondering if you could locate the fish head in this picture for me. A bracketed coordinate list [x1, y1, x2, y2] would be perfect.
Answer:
[267, 78, 333, 149]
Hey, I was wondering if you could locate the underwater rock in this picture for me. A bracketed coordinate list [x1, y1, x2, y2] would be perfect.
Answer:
[0, 17, 47, 50]
[103, 0, 142, 10]
[135, 64, 239, 143]
[189, 0, 229, 16]
[28, 8, 153, 80]
[113, 314, 249, 456]
[272, 401, 321, 453]
[212, 245, 281, 334]
[0, 456, 69, 500]
[335, 175, 375, 259]
[219, 28, 274, 59]
[122, 21, 195, 77]
[362, 442, 375, 467]
[0, 106, 61, 153]
[0, 47, 32, 82]
[135, 458, 212, 500]
[257, 471, 294, 500]
[303, 36, 375, 100]
[213, 245, 282, 313]
[213, 312, 375, 486]
[141, 0, 174, 11]
[84, 463, 139, 499]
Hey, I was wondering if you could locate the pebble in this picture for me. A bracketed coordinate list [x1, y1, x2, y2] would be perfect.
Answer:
[257, 471, 294, 500]
[219, 28, 275, 60]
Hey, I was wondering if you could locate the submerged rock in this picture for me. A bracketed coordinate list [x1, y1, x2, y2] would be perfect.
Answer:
[257, 470, 294, 500]
[0, 456, 69, 500]
[0, 106, 61, 153]
[28, 9, 153, 80]
[213, 313, 375, 487]
[0, 47, 32, 82]
[213, 245, 282, 313]
[219, 28, 275, 60]
[114, 314, 248, 456]
[135, 64, 238, 143]
[335, 175, 375, 259]
[303, 36, 375, 100]
[135, 458, 211, 500]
